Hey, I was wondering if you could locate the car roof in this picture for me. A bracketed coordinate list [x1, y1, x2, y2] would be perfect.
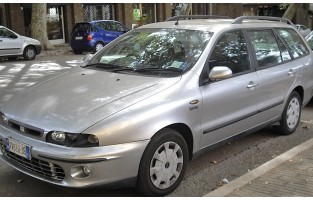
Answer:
[137, 18, 295, 33]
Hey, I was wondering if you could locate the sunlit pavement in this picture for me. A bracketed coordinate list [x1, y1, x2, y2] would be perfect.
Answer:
[0, 55, 83, 107]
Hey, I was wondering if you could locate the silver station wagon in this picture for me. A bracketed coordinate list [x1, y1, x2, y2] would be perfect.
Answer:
[1, 16, 313, 196]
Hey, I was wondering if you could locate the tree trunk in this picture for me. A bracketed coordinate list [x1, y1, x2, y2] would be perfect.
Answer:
[282, 3, 300, 20]
[31, 3, 54, 50]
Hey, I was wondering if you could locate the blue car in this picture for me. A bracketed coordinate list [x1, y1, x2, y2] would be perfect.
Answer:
[70, 20, 129, 54]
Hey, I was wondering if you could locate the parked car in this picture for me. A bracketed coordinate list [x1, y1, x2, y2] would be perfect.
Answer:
[305, 31, 313, 50]
[0, 25, 42, 60]
[70, 20, 129, 54]
[295, 24, 311, 37]
[1, 16, 313, 196]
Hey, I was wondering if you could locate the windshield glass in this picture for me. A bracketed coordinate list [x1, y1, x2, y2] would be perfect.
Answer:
[87, 28, 212, 76]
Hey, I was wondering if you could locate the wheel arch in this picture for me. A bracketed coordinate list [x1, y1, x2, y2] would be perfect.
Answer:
[292, 86, 304, 103]
[164, 123, 194, 161]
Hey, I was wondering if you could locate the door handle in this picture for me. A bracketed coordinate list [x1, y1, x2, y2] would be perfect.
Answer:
[288, 68, 297, 75]
[247, 81, 258, 88]
[0, 40, 2, 42]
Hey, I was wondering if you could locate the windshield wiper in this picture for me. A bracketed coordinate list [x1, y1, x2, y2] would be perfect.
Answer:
[135, 67, 183, 73]
[83, 62, 123, 69]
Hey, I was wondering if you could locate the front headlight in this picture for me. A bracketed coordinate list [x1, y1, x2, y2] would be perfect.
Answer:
[46, 131, 99, 147]
[0, 112, 8, 126]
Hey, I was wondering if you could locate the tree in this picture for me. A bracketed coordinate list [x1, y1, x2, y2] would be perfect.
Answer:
[282, 3, 300, 20]
[31, 3, 54, 50]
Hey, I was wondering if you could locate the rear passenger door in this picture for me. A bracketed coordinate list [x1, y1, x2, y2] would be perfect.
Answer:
[200, 30, 261, 148]
[246, 28, 309, 120]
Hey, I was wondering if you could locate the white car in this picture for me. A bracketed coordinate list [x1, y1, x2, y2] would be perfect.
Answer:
[0, 26, 42, 60]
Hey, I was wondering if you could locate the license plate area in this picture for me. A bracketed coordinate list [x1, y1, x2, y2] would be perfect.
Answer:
[75, 36, 83, 40]
[6, 138, 31, 160]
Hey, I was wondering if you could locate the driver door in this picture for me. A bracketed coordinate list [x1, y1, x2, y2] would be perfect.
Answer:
[199, 30, 261, 148]
[0, 27, 22, 56]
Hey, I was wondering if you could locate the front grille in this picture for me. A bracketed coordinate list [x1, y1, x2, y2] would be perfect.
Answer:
[7, 120, 43, 137]
[0, 141, 65, 180]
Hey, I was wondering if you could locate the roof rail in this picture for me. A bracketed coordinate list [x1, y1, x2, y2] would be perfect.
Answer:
[166, 15, 231, 25]
[232, 16, 294, 26]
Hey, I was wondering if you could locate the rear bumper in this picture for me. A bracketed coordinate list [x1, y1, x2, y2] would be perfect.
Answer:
[70, 41, 94, 51]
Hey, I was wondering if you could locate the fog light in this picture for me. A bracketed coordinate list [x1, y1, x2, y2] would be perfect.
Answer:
[70, 165, 92, 179]
[83, 165, 92, 176]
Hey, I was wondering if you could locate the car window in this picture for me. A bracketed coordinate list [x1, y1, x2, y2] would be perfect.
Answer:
[96, 21, 112, 31]
[89, 28, 213, 75]
[277, 28, 309, 58]
[112, 22, 127, 32]
[306, 33, 313, 50]
[73, 23, 91, 32]
[209, 30, 250, 74]
[247, 29, 283, 67]
[0, 27, 16, 38]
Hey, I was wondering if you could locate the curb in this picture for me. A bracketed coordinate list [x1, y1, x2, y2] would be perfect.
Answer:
[203, 137, 313, 197]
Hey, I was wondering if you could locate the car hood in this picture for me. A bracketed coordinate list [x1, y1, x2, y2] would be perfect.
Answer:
[2, 68, 181, 133]
[20, 35, 40, 45]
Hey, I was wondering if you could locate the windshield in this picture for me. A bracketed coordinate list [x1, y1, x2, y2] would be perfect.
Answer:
[87, 28, 212, 76]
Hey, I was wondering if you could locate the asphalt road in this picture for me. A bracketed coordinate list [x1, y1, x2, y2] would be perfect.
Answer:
[1, 56, 313, 196]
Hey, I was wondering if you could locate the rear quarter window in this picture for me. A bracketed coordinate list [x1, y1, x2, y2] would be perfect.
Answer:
[277, 28, 309, 58]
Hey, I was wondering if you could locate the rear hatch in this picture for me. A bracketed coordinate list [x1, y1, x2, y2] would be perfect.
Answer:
[71, 23, 92, 43]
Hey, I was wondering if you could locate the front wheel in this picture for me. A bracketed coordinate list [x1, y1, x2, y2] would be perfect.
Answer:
[276, 91, 302, 135]
[23, 46, 36, 60]
[136, 128, 188, 196]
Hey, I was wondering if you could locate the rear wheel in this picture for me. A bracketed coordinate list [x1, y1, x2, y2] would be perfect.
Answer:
[23, 46, 36, 60]
[93, 42, 104, 53]
[276, 91, 302, 135]
[136, 128, 188, 196]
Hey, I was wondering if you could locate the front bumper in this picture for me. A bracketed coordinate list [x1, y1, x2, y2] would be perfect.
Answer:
[35, 45, 42, 55]
[0, 124, 149, 188]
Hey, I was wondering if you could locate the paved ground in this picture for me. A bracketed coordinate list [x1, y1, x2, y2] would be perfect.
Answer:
[205, 134, 313, 197]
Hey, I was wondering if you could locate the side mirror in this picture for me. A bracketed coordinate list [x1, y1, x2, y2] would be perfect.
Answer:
[209, 66, 232, 81]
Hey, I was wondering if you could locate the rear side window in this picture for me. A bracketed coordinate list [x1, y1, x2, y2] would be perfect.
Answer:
[277, 28, 309, 58]
[209, 30, 250, 74]
[73, 23, 91, 32]
[96, 21, 112, 31]
[247, 30, 283, 67]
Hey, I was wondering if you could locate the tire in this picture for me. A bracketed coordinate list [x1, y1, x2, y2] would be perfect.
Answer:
[23, 46, 36, 60]
[276, 91, 302, 135]
[93, 42, 104, 53]
[136, 128, 188, 196]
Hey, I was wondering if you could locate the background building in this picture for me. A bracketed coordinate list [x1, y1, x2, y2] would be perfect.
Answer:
[0, 3, 312, 45]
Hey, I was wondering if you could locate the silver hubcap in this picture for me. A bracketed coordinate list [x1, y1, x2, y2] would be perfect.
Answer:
[95, 43, 104, 51]
[286, 97, 300, 129]
[26, 49, 35, 58]
[150, 141, 184, 189]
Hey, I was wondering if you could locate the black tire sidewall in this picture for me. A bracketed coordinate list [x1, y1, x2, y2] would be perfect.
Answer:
[136, 128, 188, 196]
[23, 46, 36, 60]
[280, 91, 302, 134]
